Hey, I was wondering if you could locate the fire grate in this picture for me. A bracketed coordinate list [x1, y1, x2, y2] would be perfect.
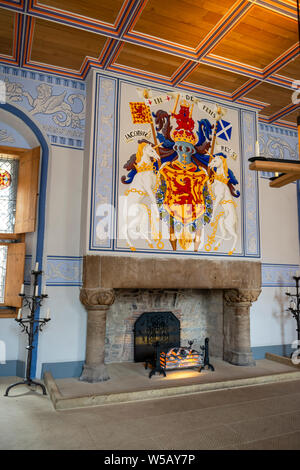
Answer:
[149, 338, 214, 378]
[160, 341, 203, 370]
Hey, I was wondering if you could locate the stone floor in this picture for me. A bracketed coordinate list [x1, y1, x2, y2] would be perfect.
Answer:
[1, 365, 300, 449]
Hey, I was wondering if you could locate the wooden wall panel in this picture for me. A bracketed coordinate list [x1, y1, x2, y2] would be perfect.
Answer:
[0, 8, 15, 57]
[133, 0, 238, 49]
[31, 18, 107, 70]
[245, 82, 294, 116]
[4, 242, 25, 308]
[212, 5, 298, 69]
[280, 110, 300, 124]
[116, 42, 184, 77]
[39, 0, 125, 24]
[14, 147, 40, 234]
[185, 63, 248, 93]
[277, 57, 300, 80]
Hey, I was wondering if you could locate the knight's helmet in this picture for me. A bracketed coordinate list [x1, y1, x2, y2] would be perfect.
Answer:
[171, 99, 197, 163]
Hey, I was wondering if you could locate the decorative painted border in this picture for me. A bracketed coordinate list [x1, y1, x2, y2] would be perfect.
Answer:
[45, 256, 82, 287]
[259, 123, 298, 138]
[241, 110, 260, 257]
[0, 65, 86, 150]
[89, 75, 117, 251]
[262, 263, 300, 287]
[258, 121, 299, 178]
[43, 258, 300, 287]
[0, 65, 86, 90]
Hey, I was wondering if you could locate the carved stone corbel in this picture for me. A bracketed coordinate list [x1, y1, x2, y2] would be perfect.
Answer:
[79, 288, 115, 383]
[223, 289, 261, 367]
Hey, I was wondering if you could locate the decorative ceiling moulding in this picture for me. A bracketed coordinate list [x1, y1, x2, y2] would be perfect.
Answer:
[262, 42, 300, 77]
[123, 0, 252, 60]
[244, 81, 297, 117]
[28, 18, 109, 71]
[0, 0, 298, 129]
[113, 41, 186, 82]
[258, 116, 297, 130]
[184, 63, 252, 96]
[202, 46, 298, 86]
[268, 103, 300, 124]
[0, 0, 25, 12]
[250, 0, 299, 20]
[0, 3, 298, 78]
[170, 61, 199, 87]
[100, 39, 123, 71]
[20, 15, 108, 79]
[195, 1, 253, 58]
[275, 55, 300, 80]
[202, 55, 264, 80]
[231, 79, 261, 101]
[25, 0, 144, 38]
[210, 4, 298, 69]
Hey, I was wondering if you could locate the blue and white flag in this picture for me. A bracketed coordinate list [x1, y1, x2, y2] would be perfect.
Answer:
[216, 119, 232, 141]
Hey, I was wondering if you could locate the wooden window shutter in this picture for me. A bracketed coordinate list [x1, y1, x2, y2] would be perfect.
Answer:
[4, 242, 26, 307]
[14, 146, 40, 234]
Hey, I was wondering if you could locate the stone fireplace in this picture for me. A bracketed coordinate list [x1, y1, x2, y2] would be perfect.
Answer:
[79, 256, 261, 382]
[105, 289, 223, 364]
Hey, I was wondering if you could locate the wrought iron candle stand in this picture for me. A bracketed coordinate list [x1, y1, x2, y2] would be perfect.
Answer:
[4, 265, 50, 397]
[286, 276, 300, 356]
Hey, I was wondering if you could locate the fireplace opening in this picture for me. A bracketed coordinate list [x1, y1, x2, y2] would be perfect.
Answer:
[133, 311, 180, 363]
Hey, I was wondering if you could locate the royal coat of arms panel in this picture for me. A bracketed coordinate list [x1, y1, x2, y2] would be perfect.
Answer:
[116, 81, 243, 255]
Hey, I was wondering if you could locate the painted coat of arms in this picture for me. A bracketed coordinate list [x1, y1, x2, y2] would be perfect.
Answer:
[118, 84, 241, 255]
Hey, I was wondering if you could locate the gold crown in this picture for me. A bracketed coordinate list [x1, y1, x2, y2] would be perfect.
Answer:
[171, 128, 197, 145]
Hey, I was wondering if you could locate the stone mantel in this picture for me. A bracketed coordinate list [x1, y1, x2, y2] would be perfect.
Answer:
[79, 255, 262, 382]
[82, 255, 261, 291]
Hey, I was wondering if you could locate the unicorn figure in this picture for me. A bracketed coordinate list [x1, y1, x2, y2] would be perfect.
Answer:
[208, 153, 239, 255]
[121, 140, 161, 251]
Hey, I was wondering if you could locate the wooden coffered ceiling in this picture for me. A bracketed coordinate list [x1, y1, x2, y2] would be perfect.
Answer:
[0, 0, 299, 128]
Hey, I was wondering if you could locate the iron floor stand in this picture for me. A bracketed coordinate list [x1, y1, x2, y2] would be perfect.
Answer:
[4, 267, 50, 397]
[4, 340, 47, 396]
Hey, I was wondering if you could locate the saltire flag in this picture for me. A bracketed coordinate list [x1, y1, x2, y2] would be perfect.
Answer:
[129, 102, 152, 124]
[216, 119, 232, 141]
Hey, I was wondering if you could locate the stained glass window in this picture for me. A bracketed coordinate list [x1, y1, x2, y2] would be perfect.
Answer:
[0, 246, 7, 303]
[0, 155, 19, 233]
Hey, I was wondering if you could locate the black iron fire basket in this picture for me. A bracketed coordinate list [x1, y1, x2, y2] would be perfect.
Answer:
[148, 337, 214, 378]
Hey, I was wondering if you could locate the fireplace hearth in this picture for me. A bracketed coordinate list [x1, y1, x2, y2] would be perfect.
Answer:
[79, 256, 261, 383]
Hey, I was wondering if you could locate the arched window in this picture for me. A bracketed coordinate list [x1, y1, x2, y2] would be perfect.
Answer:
[0, 146, 40, 315]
